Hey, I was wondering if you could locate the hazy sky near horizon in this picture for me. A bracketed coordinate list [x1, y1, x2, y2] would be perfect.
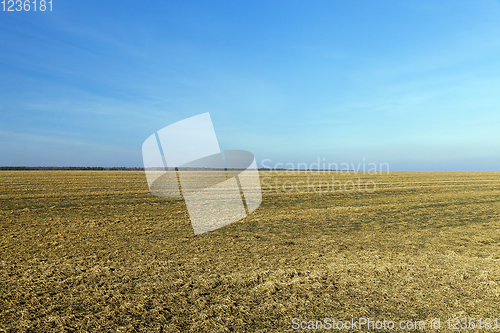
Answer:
[1, 0, 500, 170]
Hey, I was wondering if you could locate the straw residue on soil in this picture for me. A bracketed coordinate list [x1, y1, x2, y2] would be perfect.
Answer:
[1, 171, 499, 332]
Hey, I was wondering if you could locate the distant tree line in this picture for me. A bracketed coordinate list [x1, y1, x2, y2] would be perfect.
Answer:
[0, 166, 145, 171]
[1, 166, 296, 171]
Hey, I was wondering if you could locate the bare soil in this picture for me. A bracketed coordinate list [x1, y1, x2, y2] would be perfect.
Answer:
[1, 171, 499, 332]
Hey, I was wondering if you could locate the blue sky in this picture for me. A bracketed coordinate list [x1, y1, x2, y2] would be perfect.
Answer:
[1, 0, 500, 170]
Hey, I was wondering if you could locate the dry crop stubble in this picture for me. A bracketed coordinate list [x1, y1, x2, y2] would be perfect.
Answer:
[1, 170, 500, 332]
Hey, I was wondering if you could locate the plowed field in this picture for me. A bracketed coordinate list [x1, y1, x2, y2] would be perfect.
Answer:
[1, 171, 500, 332]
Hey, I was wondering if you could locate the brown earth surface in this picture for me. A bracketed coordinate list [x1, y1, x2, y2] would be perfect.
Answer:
[1, 170, 500, 332]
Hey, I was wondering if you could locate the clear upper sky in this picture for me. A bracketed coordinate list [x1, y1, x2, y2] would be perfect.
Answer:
[1, 0, 499, 170]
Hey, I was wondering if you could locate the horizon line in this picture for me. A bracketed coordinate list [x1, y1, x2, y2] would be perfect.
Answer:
[1, 166, 499, 172]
